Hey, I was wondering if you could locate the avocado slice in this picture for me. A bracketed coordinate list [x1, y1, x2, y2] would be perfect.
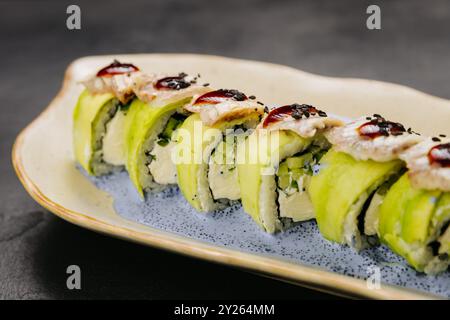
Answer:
[286, 156, 307, 169]
[73, 89, 117, 175]
[308, 148, 403, 244]
[378, 174, 443, 271]
[434, 192, 450, 245]
[401, 188, 440, 243]
[237, 129, 310, 232]
[125, 97, 192, 196]
[176, 113, 221, 211]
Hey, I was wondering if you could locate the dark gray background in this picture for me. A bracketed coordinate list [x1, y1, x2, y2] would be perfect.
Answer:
[1, 0, 449, 299]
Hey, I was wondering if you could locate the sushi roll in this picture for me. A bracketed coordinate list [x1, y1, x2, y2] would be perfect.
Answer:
[309, 115, 423, 250]
[237, 104, 343, 233]
[73, 61, 142, 175]
[176, 89, 264, 212]
[377, 138, 450, 274]
[125, 73, 211, 196]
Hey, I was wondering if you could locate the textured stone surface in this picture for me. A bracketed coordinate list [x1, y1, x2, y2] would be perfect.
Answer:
[1, 0, 449, 299]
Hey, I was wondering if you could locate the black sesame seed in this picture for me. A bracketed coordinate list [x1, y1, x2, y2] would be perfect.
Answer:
[217, 89, 247, 101]
[264, 106, 269, 113]
[203, 83, 210, 87]
[249, 95, 256, 100]
[432, 137, 441, 142]
[291, 110, 302, 120]
[366, 117, 372, 120]
[257, 101, 264, 105]
[439, 134, 446, 137]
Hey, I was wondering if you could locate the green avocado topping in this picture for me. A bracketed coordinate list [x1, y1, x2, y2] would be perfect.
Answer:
[309, 148, 403, 243]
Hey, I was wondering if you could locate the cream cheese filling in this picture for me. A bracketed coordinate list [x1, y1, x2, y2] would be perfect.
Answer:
[103, 110, 127, 166]
[148, 139, 178, 185]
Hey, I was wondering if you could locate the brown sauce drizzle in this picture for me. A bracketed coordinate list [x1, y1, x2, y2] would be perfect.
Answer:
[358, 115, 405, 139]
[154, 74, 191, 90]
[96, 60, 139, 77]
[193, 89, 247, 105]
[262, 103, 326, 128]
[428, 143, 450, 167]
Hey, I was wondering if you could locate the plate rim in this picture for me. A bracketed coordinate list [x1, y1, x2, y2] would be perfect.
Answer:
[12, 53, 443, 300]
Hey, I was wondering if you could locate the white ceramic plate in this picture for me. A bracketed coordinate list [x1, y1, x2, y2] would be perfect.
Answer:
[13, 54, 450, 299]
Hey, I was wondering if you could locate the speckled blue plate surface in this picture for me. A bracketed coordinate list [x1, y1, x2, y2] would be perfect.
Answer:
[91, 170, 450, 298]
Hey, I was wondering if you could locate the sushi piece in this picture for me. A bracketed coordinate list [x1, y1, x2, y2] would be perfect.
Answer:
[73, 61, 141, 175]
[309, 115, 423, 250]
[176, 89, 264, 212]
[377, 138, 450, 274]
[125, 73, 211, 196]
[237, 104, 343, 233]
